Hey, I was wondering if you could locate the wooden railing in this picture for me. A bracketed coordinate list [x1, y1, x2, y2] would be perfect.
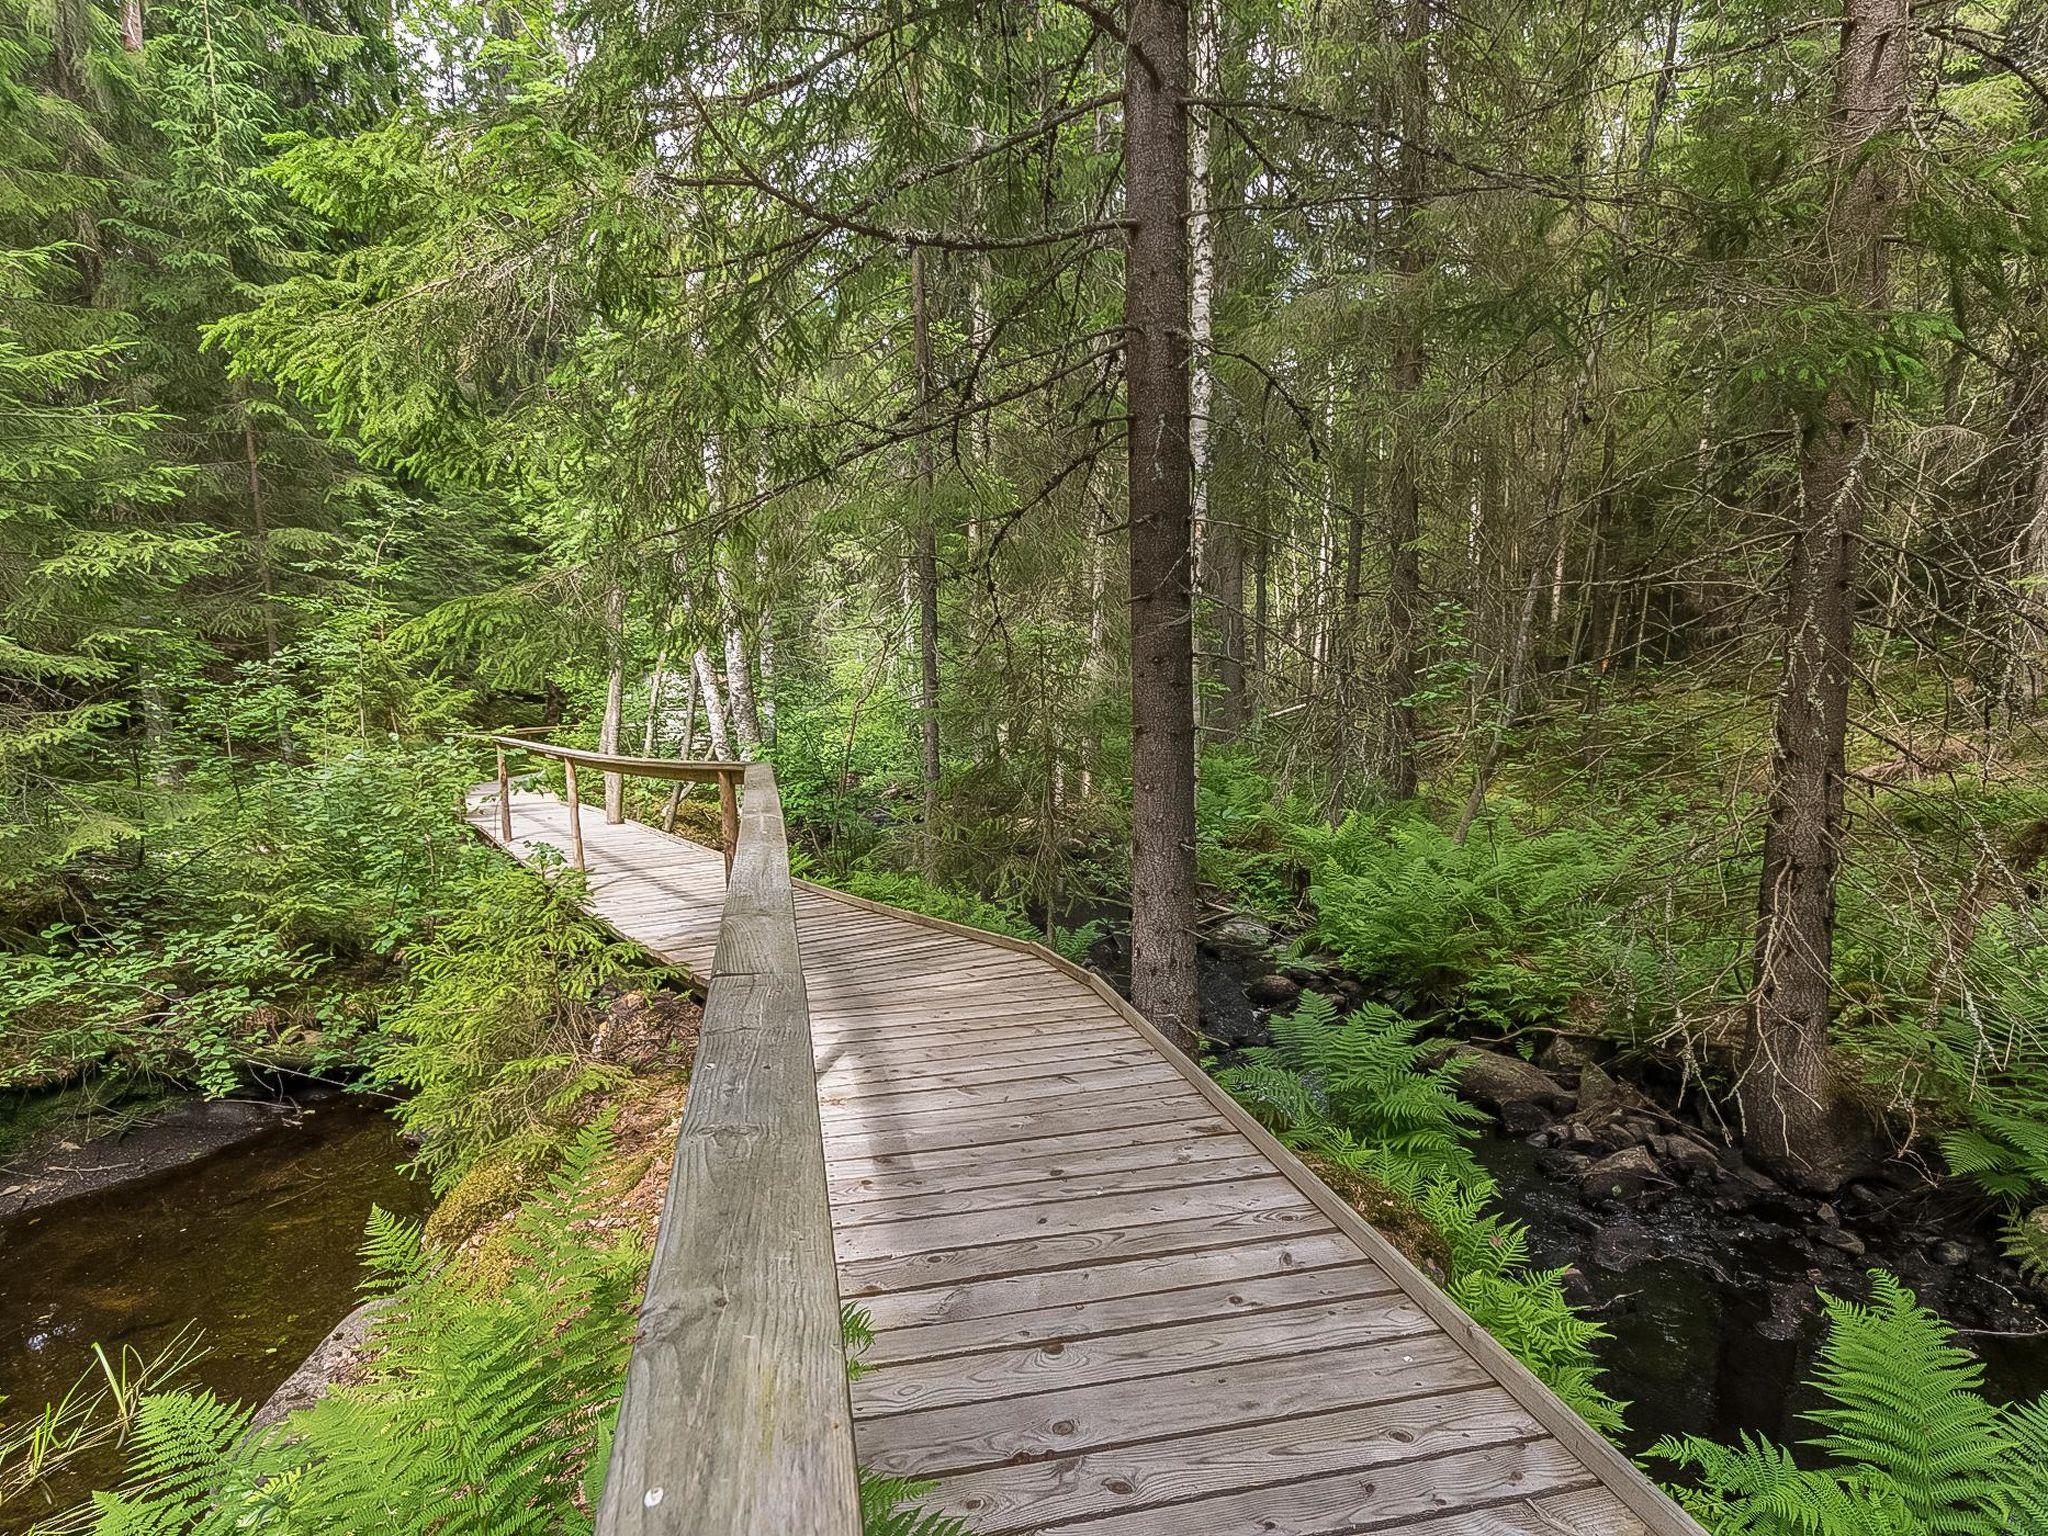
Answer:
[487, 732, 748, 875]
[483, 735, 860, 1536]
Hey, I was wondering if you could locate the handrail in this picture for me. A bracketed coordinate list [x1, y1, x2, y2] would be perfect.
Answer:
[589, 759, 858, 1536]
[487, 733, 749, 875]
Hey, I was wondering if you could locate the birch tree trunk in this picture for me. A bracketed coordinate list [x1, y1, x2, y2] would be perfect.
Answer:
[693, 646, 732, 760]
[1740, 0, 1910, 1190]
[714, 557, 762, 757]
[1125, 0, 1200, 1053]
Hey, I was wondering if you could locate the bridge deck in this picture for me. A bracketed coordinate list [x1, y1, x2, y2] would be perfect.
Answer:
[469, 789, 1694, 1536]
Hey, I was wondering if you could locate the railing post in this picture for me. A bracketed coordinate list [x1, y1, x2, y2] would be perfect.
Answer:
[496, 748, 513, 843]
[717, 769, 739, 880]
[563, 760, 587, 872]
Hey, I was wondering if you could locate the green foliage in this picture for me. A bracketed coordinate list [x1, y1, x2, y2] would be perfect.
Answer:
[0, 744, 484, 1093]
[859, 1474, 975, 1536]
[1654, 1274, 2044, 1536]
[838, 871, 1041, 945]
[379, 860, 655, 1191]
[80, 1117, 644, 1536]
[1298, 814, 1626, 1032]
[1219, 991, 1485, 1194]
[1219, 993, 1624, 1432]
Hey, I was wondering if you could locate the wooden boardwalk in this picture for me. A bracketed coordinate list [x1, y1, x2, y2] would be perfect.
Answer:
[469, 788, 1698, 1536]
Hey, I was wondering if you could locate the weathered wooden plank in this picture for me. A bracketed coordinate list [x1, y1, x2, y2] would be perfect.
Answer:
[590, 763, 860, 1536]
[838, 1203, 1332, 1297]
[822, 1082, 1214, 1144]
[823, 1114, 1238, 1185]
[472, 791, 1703, 1536]
[851, 1332, 1492, 1477]
[852, 1293, 1439, 1418]
[831, 1153, 1276, 1229]
[864, 1261, 1396, 1365]
[827, 1133, 1255, 1208]
[922, 1386, 1544, 1535]
[1038, 1438, 1597, 1536]
[822, 1095, 1221, 1162]
[817, 1040, 1155, 1094]
[835, 1178, 1307, 1265]
[850, 1232, 1368, 1334]
[817, 1062, 1188, 1122]
[1378, 1487, 1653, 1536]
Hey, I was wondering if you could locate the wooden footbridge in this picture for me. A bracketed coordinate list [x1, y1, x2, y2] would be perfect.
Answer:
[467, 740, 1701, 1536]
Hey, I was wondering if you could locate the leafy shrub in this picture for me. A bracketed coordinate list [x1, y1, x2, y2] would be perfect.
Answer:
[1653, 1273, 2048, 1536]
[71, 1120, 640, 1535]
[379, 860, 654, 1191]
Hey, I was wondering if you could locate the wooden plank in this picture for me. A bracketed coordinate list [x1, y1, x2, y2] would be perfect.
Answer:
[592, 763, 860, 1536]
[851, 1332, 1491, 1477]
[809, 878, 1709, 1536]
[817, 1062, 1188, 1121]
[812, 1023, 1138, 1073]
[922, 1387, 1544, 1535]
[830, 1152, 1277, 1228]
[851, 1293, 1439, 1418]
[822, 1096, 1221, 1162]
[838, 1203, 1332, 1297]
[810, 997, 1113, 1031]
[849, 1231, 1369, 1334]
[823, 1114, 1237, 1184]
[816, 1039, 1154, 1093]
[827, 1130, 1253, 1206]
[475, 800, 1699, 1536]
[1036, 1438, 1596, 1536]
[863, 1263, 1401, 1368]
[835, 1177, 1308, 1265]
[1378, 1488, 1652, 1536]
[822, 1082, 1213, 1142]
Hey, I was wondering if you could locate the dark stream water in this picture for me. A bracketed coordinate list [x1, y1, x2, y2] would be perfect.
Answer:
[0, 1096, 429, 1528]
[1475, 1128, 2048, 1459]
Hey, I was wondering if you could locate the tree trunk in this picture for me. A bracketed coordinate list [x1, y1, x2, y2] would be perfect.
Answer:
[912, 245, 943, 869]
[714, 558, 762, 757]
[1125, 0, 1200, 1054]
[640, 645, 668, 757]
[600, 582, 627, 823]
[1381, 0, 1429, 800]
[693, 646, 732, 759]
[1188, 0, 1227, 736]
[1740, 0, 1909, 1190]
[120, 0, 143, 51]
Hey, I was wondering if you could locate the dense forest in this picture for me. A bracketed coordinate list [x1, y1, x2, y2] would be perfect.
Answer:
[6, 0, 2048, 1528]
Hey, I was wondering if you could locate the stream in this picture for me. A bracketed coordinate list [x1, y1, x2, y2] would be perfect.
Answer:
[0, 1095, 428, 1528]
[1475, 1127, 2048, 1459]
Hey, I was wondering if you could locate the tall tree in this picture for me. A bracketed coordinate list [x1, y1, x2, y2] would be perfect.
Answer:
[1739, 0, 1913, 1188]
[1125, 0, 1200, 1052]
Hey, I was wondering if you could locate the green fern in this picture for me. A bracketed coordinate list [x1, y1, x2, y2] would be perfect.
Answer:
[1652, 1273, 2042, 1536]
[1218, 992, 1486, 1194]
[859, 1473, 975, 1536]
[1218, 994, 1623, 1433]
[84, 1118, 645, 1536]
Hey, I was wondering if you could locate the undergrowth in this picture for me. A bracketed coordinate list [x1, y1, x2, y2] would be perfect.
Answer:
[1217, 991, 1626, 1434]
[1652, 1272, 2048, 1535]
